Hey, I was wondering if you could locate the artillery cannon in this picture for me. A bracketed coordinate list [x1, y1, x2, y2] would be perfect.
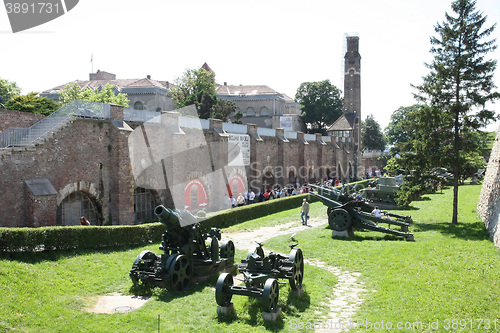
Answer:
[309, 184, 414, 241]
[215, 242, 304, 312]
[130, 205, 235, 290]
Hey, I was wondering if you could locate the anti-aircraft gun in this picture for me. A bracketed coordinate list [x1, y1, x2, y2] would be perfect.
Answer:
[215, 242, 304, 313]
[130, 205, 235, 290]
[309, 184, 414, 241]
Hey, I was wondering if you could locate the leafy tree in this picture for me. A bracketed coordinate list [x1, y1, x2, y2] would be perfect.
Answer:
[385, 105, 422, 153]
[212, 99, 236, 121]
[361, 114, 386, 150]
[0, 77, 21, 104]
[232, 109, 243, 124]
[4, 92, 60, 116]
[295, 80, 343, 134]
[169, 68, 217, 119]
[412, 0, 499, 224]
[58, 82, 129, 107]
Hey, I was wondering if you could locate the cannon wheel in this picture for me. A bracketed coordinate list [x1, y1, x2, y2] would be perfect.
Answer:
[262, 278, 279, 312]
[215, 273, 234, 306]
[328, 208, 352, 231]
[220, 240, 235, 259]
[247, 246, 265, 260]
[167, 254, 192, 291]
[288, 248, 304, 290]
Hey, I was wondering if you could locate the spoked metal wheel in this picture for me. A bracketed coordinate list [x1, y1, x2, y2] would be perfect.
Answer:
[215, 273, 234, 306]
[247, 246, 265, 260]
[220, 240, 235, 259]
[167, 254, 192, 291]
[288, 248, 304, 290]
[328, 208, 352, 231]
[262, 278, 279, 312]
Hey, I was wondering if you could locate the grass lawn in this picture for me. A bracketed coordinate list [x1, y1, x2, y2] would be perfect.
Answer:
[267, 184, 500, 331]
[1, 184, 499, 332]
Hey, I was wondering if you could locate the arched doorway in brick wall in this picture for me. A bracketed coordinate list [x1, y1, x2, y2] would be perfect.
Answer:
[133, 187, 157, 223]
[56, 191, 99, 226]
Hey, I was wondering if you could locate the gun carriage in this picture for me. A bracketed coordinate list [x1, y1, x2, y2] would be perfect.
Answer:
[215, 242, 304, 312]
[309, 184, 414, 241]
[130, 205, 235, 290]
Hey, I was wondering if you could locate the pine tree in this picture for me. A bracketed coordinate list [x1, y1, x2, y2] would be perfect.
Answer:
[413, 0, 499, 224]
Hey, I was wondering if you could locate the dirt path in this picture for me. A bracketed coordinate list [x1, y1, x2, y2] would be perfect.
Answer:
[222, 217, 367, 332]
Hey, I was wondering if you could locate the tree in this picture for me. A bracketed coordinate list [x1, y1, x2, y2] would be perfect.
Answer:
[169, 68, 218, 119]
[212, 99, 236, 121]
[295, 80, 343, 134]
[0, 77, 21, 104]
[58, 82, 129, 107]
[385, 105, 422, 152]
[361, 114, 386, 150]
[4, 92, 60, 116]
[413, 0, 499, 224]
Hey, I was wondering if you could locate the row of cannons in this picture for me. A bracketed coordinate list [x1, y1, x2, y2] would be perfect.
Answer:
[129, 188, 413, 317]
[129, 205, 304, 316]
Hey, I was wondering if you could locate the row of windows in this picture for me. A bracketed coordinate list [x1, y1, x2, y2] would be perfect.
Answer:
[331, 130, 351, 137]
[242, 106, 270, 117]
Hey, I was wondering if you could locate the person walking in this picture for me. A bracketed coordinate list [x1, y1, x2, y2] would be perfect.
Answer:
[301, 198, 310, 225]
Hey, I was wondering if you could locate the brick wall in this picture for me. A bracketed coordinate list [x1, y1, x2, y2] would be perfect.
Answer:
[0, 106, 353, 227]
[0, 109, 45, 132]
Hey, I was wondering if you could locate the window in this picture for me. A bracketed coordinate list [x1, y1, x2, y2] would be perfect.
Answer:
[134, 187, 155, 223]
[260, 106, 269, 116]
[246, 107, 255, 116]
[134, 101, 144, 110]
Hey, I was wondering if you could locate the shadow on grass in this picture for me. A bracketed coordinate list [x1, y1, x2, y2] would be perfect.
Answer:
[413, 221, 490, 241]
[217, 287, 311, 331]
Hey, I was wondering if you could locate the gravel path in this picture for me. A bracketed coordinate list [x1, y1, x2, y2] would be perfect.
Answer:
[222, 217, 367, 332]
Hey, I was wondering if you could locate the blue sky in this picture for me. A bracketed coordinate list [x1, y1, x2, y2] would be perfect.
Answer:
[1, 0, 499, 130]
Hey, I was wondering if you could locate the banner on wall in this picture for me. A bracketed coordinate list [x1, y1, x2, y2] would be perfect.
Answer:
[228, 133, 250, 166]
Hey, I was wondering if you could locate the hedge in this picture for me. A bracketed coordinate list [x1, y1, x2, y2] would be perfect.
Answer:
[0, 181, 370, 253]
[0, 223, 165, 253]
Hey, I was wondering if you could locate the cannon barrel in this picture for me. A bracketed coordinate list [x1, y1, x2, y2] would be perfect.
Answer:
[155, 205, 182, 230]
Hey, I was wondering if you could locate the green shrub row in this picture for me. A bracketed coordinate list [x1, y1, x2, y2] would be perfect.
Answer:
[200, 193, 317, 230]
[0, 223, 165, 253]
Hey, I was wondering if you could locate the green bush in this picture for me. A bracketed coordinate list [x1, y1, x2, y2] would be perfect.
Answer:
[0, 223, 164, 253]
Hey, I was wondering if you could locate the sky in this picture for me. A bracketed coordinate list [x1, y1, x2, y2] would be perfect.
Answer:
[1, 0, 500, 131]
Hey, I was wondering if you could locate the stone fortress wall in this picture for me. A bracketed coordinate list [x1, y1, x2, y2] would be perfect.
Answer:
[0, 105, 358, 227]
[477, 127, 500, 249]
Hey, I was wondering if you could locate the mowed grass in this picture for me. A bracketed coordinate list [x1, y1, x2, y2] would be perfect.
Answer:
[0, 234, 335, 332]
[1, 184, 499, 332]
[266, 184, 500, 332]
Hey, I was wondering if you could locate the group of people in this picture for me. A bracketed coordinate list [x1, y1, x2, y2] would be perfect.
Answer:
[227, 184, 311, 208]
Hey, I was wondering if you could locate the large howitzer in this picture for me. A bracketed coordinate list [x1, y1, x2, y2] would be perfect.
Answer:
[215, 242, 304, 313]
[130, 205, 235, 290]
[309, 184, 414, 241]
